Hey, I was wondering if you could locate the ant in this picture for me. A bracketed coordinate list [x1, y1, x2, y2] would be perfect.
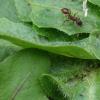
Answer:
[61, 8, 83, 27]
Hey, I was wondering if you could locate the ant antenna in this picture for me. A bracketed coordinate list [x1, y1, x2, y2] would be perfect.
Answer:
[83, 0, 88, 17]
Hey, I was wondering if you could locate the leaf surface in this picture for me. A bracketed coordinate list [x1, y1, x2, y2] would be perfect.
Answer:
[29, 0, 100, 35]
[0, 18, 100, 59]
[0, 0, 19, 22]
[0, 49, 50, 100]
[0, 39, 21, 62]
[40, 56, 100, 100]
[89, 0, 100, 7]
[14, 0, 31, 22]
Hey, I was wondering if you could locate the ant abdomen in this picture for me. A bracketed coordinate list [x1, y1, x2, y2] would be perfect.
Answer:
[76, 19, 83, 27]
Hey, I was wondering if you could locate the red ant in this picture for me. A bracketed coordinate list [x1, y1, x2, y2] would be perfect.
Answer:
[61, 8, 83, 27]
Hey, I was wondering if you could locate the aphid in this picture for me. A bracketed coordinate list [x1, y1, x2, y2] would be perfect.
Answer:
[61, 8, 83, 27]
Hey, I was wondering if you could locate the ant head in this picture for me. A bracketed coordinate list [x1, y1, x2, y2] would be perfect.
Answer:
[61, 8, 71, 15]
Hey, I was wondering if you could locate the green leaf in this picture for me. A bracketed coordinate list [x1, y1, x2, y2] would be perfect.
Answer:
[40, 74, 67, 100]
[28, 0, 100, 35]
[0, 18, 37, 47]
[14, 0, 32, 22]
[32, 24, 90, 42]
[0, 0, 19, 22]
[89, 0, 100, 7]
[0, 18, 100, 59]
[0, 39, 21, 62]
[40, 56, 100, 100]
[0, 49, 50, 100]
